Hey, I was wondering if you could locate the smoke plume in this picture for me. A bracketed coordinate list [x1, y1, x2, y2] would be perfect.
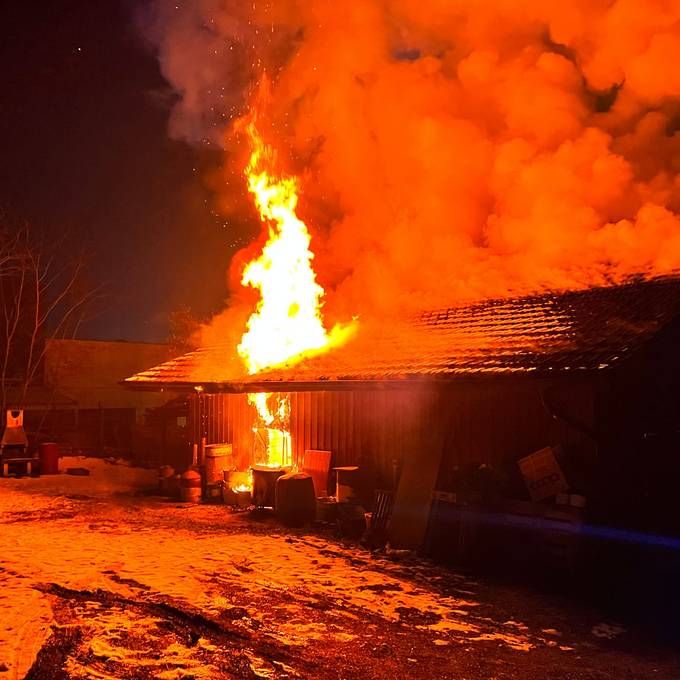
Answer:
[143, 0, 680, 335]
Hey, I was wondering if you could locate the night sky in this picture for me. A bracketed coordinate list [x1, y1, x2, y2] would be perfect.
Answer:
[0, 0, 243, 342]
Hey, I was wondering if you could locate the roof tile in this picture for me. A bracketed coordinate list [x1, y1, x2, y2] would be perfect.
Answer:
[125, 276, 680, 390]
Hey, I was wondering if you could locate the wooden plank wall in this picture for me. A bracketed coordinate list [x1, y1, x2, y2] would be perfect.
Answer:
[191, 392, 254, 470]
[190, 390, 427, 486]
[189, 379, 597, 492]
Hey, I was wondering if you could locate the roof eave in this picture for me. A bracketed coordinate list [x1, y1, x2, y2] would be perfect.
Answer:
[121, 367, 605, 394]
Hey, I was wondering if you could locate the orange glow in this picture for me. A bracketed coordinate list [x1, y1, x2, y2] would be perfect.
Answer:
[228, 470, 253, 493]
[248, 391, 284, 426]
[179, 2, 680, 336]
[249, 392, 292, 469]
[232, 483, 252, 493]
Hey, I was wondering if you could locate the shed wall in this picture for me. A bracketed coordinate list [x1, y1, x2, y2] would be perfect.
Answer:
[190, 379, 596, 495]
[191, 390, 434, 487]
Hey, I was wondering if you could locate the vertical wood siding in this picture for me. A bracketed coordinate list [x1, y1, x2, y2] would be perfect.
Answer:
[189, 380, 596, 491]
[190, 390, 427, 486]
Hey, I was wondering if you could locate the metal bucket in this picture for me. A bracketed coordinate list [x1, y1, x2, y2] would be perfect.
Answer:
[169, 473, 181, 499]
[252, 465, 286, 508]
[205, 482, 224, 503]
[180, 469, 202, 503]
[236, 489, 252, 508]
[222, 485, 237, 506]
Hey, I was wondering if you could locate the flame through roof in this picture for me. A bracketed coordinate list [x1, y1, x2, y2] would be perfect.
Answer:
[125, 276, 680, 392]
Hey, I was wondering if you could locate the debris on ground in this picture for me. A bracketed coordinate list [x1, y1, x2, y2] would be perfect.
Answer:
[0, 458, 677, 679]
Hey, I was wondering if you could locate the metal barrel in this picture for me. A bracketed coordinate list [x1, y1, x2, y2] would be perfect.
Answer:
[39, 442, 60, 475]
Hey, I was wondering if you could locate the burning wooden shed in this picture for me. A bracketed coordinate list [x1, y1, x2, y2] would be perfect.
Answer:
[125, 275, 680, 561]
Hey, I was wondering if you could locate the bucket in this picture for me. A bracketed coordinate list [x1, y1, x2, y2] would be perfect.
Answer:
[158, 465, 175, 495]
[205, 482, 224, 503]
[252, 465, 286, 508]
[204, 444, 233, 485]
[224, 469, 251, 489]
[39, 442, 60, 475]
[180, 469, 202, 503]
[181, 487, 201, 503]
[316, 496, 339, 523]
[236, 489, 252, 508]
[222, 485, 236, 506]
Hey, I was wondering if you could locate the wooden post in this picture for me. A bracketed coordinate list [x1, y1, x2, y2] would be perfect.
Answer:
[388, 390, 445, 552]
[98, 401, 104, 456]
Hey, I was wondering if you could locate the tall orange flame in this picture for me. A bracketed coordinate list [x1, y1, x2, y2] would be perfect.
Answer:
[236, 95, 354, 468]
[237, 116, 354, 375]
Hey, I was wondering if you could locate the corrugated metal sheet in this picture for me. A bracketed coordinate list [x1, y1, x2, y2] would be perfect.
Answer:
[189, 378, 597, 494]
[191, 390, 427, 486]
[192, 392, 254, 470]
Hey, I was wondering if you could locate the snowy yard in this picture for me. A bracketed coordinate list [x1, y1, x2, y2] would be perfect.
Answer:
[0, 458, 677, 679]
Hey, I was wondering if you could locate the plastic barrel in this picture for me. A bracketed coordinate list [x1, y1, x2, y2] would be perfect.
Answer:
[39, 442, 60, 475]
[275, 472, 316, 526]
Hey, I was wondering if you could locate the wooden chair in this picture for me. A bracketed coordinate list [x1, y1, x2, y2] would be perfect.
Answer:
[302, 449, 332, 497]
[364, 489, 395, 545]
[371, 489, 394, 534]
[1, 409, 36, 477]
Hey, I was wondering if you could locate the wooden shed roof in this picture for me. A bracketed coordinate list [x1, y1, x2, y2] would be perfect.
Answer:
[125, 275, 680, 393]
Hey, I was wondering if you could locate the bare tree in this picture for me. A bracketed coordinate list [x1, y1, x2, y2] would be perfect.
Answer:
[0, 219, 100, 417]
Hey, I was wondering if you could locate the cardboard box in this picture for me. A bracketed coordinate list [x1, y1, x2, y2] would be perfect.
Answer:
[518, 446, 569, 502]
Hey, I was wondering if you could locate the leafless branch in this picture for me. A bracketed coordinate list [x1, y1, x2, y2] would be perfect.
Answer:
[0, 218, 100, 418]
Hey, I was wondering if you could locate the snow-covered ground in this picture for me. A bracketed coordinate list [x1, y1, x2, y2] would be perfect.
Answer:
[0, 458, 677, 679]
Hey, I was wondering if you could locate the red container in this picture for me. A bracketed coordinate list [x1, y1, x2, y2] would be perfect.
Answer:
[39, 442, 60, 475]
[180, 469, 202, 503]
